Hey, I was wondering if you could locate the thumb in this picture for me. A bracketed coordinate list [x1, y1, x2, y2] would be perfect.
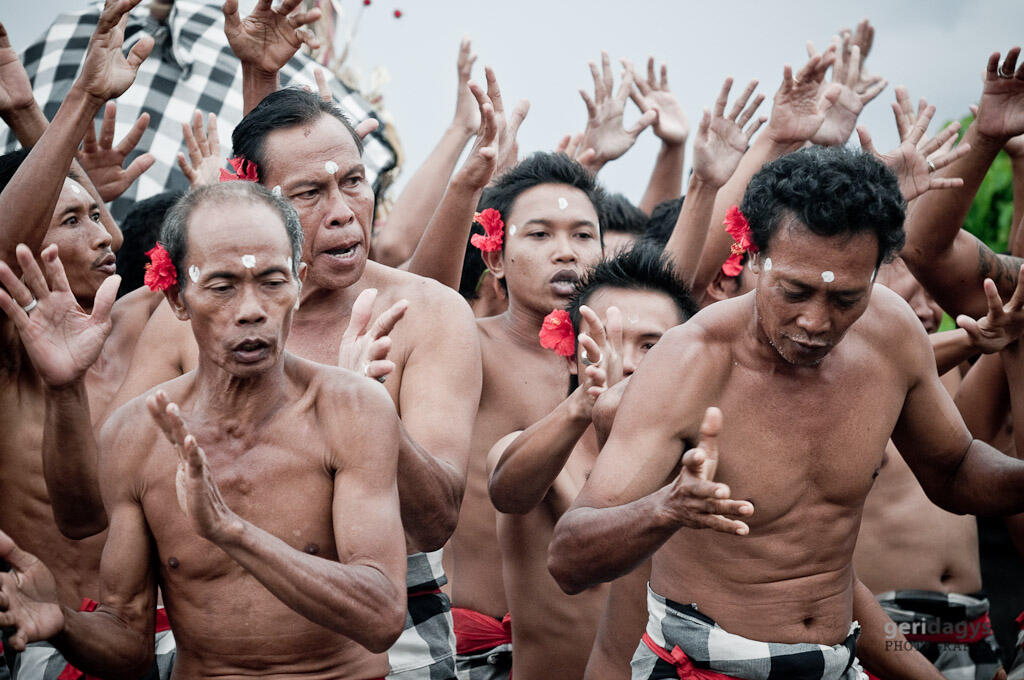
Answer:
[696, 406, 722, 481]
[856, 125, 877, 156]
[92, 275, 121, 325]
[0, 529, 38, 574]
[956, 314, 980, 338]
[819, 83, 842, 111]
[627, 109, 658, 138]
[354, 119, 379, 139]
[222, 0, 241, 31]
[126, 34, 154, 71]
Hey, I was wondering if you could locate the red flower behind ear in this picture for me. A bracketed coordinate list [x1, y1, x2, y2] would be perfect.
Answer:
[721, 205, 757, 276]
[219, 156, 259, 182]
[144, 244, 177, 291]
[539, 309, 575, 357]
[470, 208, 504, 253]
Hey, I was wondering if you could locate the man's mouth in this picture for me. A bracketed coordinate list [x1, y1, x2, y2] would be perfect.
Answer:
[321, 243, 361, 264]
[231, 338, 272, 363]
[93, 252, 116, 275]
[549, 269, 580, 297]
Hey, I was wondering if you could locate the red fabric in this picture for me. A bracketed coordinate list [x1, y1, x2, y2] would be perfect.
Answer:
[904, 613, 993, 644]
[56, 600, 169, 680]
[452, 607, 511, 655]
[640, 632, 739, 680]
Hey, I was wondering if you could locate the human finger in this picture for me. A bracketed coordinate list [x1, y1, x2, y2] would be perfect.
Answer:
[626, 109, 657, 138]
[744, 115, 767, 140]
[918, 121, 960, 159]
[81, 114, 99, 155]
[578, 333, 603, 367]
[927, 141, 971, 172]
[354, 119, 379, 139]
[98, 101, 117, 149]
[368, 299, 408, 340]
[15, 244, 50, 302]
[342, 287, 376, 343]
[484, 65, 504, 117]
[714, 77, 733, 120]
[856, 125, 878, 156]
[579, 305, 606, 348]
[39, 245, 72, 294]
[694, 406, 721, 480]
[314, 68, 331, 102]
[588, 61, 604, 102]
[737, 92, 765, 129]
[601, 51, 613, 98]
[0, 258, 33, 308]
[699, 513, 750, 536]
[114, 111, 150, 157]
[579, 89, 597, 122]
[730, 79, 758, 122]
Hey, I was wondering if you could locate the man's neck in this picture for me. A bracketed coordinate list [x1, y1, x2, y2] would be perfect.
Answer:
[295, 278, 361, 323]
[498, 298, 550, 351]
[192, 355, 290, 425]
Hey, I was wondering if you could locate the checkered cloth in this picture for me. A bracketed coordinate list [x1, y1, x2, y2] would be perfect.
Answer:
[8, 600, 175, 680]
[387, 550, 456, 679]
[0, 0, 397, 223]
[631, 584, 864, 680]
[452, 608, 512, 680]
[1006, 611, 1024, 680]
[875, 590, 1002, 680]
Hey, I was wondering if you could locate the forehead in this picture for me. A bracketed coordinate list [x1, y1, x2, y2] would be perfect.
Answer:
[185, 200, 292, 266]
[506, 184, 598, 227]
[261, 114, 361, 184]
[54, 178, 92, 212]
[766, 218, 878, 285]
[583, 287, 683, 331]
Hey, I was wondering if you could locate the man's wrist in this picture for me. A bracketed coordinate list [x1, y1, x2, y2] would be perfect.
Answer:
[652, 484, 685, 531]
[1, 104, 48, 147]
[65, 83, 107, 115]
[45, 376, 88, 395]
[209, 512, 247, 548]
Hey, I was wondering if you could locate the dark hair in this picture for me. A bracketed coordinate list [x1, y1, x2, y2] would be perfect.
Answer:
[458, 221, 489, 299]
[603, 193, 647, 236]
[116, 190, 184, 297]
[231, 88, 363, 181]
[642, 196, 684, 250]
[159, 182, 303, 289]
[0, 148, 30, 193]
[477, 152, 606, 252]
[741, 146, 905, 265]
[564, 242, 698, 392]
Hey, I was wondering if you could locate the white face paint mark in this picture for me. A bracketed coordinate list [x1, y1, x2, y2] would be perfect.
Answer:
[763, 257, 772, 272]
[627, 313, 639, 325]
[870, 269, 877, 283]
[69, 184, 81, 194]
[188, 265, 200, 283]
[509, 224, 517, 236]
[821, 270, 835, 283]
[272, 185, 282, 197]
[557, 197, 568, 210]
[241, 254, 256, 269]
[324, 160, 339, 176]
[286, 256, 293, 272]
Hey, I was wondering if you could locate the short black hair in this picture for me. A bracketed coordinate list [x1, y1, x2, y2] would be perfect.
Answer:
[231, 88, 363, 181]
[741, 146, 905, 265]
[642, 196, 684, 250]
[603, 193, 647, 236]
[116, 190, 184, 297]
[0, 148, 30, 193]
[159, 183, 303, 290]
[565, 242, 698, 392]
[477, 152, 606, 252]
[458, 221, 489, 299]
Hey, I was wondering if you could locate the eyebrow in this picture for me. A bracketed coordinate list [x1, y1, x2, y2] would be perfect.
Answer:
[781, 278, 866, 296]
[521, 218, 598, 228]
[204, 265, 290, 280]
[287, 162, 366, 188]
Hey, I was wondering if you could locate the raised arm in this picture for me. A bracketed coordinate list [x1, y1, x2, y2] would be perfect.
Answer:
[148, 385, 407, 651]
[902, 48, 1024, 318]
[548, 328, 753, 594]
[0, 245, 120, 537]
[663, 77, 764, 288]
[404, 77, 497, 287]
[629, 58, 689, 214]
[0, 0, 152, 266]
[76, 101, 154, 203]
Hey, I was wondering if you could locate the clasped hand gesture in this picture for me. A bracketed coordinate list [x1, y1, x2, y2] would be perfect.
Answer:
[666, 407, 753, 535]
[0, 244, 119, 389]
[691, 77, 766, 188]
[223, 0, 321, 75]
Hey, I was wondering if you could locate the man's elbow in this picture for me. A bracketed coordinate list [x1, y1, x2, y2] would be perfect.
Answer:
[54, 508, 108, 540]
[546, 536, 587, 595]
[356, 599, 406, 653]
[488, 476, 536, 515]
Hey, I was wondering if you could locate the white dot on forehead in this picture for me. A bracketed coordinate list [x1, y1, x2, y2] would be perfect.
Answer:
[287, 256, 293, 271]
[188, 265, 200, 283]
[557, 197, 568, 210]
[241, 254, 256, 269]
[69, 184, 81, 194]
[324, 160, 339, 175]
[272, 185, 282, 197]
[763, 257, 772, 272]
[509, 224, 517, 236]
[821, 270, 835, 283]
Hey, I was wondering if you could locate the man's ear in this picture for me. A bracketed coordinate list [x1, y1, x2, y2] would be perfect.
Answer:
[481, 249, 505, 284]
[297, 261, 308, 284]
[566, 351, 579, 376]
[165, 285, 189, 321]
[705, 270, 742, 303]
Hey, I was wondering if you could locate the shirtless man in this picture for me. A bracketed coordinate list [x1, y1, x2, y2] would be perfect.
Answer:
[486, 245, 697, 680]
[448, 152, 604, 678]
[0, 181, 407, 679]
[549, 146, 1024, 679]
[109, 86, 481, 679]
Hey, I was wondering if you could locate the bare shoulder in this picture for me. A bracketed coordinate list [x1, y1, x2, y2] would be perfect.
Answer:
[364, 261, 473, 315]
[109, 287, 163, 330]
[292, 354, 399, 434]
[858, 284, 932, 364]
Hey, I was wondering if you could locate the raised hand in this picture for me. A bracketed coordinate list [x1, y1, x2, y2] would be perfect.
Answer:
[807, 37, 887, 146]
[554, 132, 597, 168]
[577, 52, 658, 172]
[845, 19, 878, 94]
[692, 77, 766, 188]
[223, 0, 321, 76]
[764, 49, 841, 146]
[77, 101, 155, 202]
[665, 407, 752, 535]
[148, 391, 238, 541]
[450, 79, 498, 190]
[976, 47, 1024, 139]
[0, 244, 119, 388]
[578, 304, 625, 389]
[337, 288, 408, 382]
[0, 22, 37, 114]
[0, 530, 63, 652]
[483, 66, 529, 175]
[956, 267, 1024, 354]
[75, 0, 154, 103]
[176, 110, 222, 188]
[628, 57, 689, 147]
[452, 38, 480, 135]
[857, 98, 971, 202]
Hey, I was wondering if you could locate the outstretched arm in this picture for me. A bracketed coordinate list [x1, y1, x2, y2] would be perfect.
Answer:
[0, 1, 152, 267]
[629, 58, 689, 213]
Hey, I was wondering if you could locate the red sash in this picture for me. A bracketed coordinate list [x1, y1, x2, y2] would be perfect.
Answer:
[640, 632, 740, 680]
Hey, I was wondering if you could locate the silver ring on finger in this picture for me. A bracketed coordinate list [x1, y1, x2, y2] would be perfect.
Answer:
[998, 65, 1015, 78]
[21, 298, 38, 313]
[927, 160, 936, 172]
[580, 349, 600, 367]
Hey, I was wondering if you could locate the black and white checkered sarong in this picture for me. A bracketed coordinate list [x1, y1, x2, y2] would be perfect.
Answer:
[0, 1, 397, 223]
[631, 584, 864, 680]
[387, 550, 456, 680]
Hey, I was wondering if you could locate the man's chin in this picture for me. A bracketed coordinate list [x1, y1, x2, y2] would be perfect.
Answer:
[310, 256, 367, 290]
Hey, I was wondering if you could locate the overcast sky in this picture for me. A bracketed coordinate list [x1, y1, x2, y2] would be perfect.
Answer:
[5, 1, 1022, 202]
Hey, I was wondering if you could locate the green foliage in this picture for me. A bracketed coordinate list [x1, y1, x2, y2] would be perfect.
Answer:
[958, 114, 1015, 253]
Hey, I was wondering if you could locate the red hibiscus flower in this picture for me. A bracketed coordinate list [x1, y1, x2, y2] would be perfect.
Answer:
[470, 208, 504, 253]
[219, 156, 259, 182]
[539, 309, 575, 357]
[721, 205, 757, 276]
[144, 244, 177, 291]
